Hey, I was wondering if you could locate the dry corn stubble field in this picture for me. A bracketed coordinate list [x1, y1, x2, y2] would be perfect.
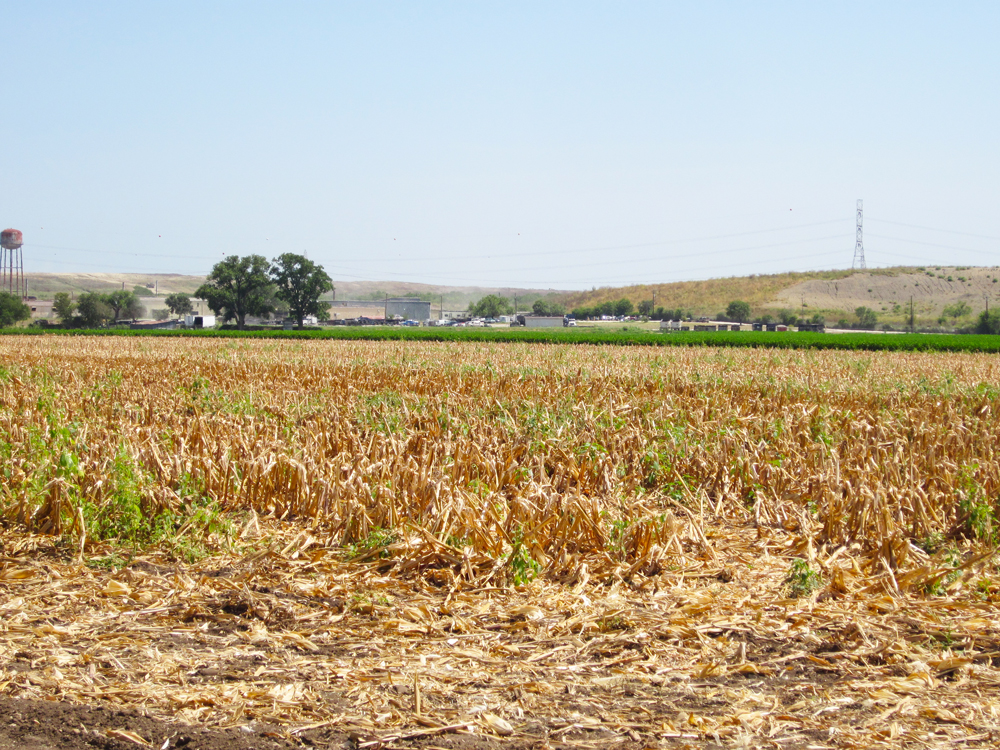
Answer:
[2, 336, 1000, 750]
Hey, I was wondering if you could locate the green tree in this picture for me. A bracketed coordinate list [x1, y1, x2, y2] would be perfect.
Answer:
[164, 293, 194, 317]
[195, 255, 275, 330]
[636, 300, 653, 316]
[726, 300, 751, 323]
[469, 294, 514, 318]
[612, 298, 634, 317]
[975, 309, 1000, 334]
[270, 253, 333, 328]
[531, 299, 565, 316]
[105, 290, 144, 321]
[855, 306, 878, 329]
[53, 292, 76, 323]
[0, 293, 30, 327]
[76, 292, 114, 328]
[777, 309, 798, 326]
[943, 301, 971, 320]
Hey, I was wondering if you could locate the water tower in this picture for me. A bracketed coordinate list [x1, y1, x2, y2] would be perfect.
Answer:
[0, 228, 26, 299]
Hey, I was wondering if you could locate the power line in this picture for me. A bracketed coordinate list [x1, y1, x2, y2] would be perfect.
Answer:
[320, 247, 851, 288]
[20, 217, 851, 267]
[867, 218, 1000, 242]
[318, 233, 852, 283]
[866, 233, 1000, 258]
[30, 243, 852, 290]
[24, 242, 212, 262]
[358, 217, 853, 263]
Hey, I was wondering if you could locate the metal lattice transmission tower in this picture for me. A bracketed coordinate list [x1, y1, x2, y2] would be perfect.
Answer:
[852, 199, 866, 269]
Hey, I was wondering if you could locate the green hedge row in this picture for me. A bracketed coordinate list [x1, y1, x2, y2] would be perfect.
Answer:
[4, 326, 1000, 352]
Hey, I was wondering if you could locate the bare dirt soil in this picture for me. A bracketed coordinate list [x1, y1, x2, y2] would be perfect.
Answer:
[3, 520, 999, 750]
[775, 266, 1000, 320]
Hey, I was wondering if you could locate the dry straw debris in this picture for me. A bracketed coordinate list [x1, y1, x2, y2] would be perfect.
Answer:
[1, 336, 1000, 748]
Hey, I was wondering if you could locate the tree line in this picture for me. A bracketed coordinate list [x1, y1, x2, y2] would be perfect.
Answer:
[52, 289, 147, 327]
[195, 253, 333, 329]
[44, 253, 332, 330]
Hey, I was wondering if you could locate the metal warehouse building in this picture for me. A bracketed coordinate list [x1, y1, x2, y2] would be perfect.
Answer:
[385, 297, 431, 321]
[519, 316, 565, 328]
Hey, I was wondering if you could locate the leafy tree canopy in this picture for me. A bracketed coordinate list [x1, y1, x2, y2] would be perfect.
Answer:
[976, 309, 1000, 335]
[270, 253, 333, 328]
[855, 306, 878, 329]
[531, 299, 565, 316]
[612, 298, 634, 317]
[105, 290, 144, 321]
[777, 309, 799, 326]
[164, 293, 194, 317]
[726, 300, 752, 323]
[943, 301, 971, 319]
[76, 292, 114, 328]
[469, 294, 514, 318]
[53, 292, 76, 323]
[0, 292, 30, 327]
[196, 255, 275, 330]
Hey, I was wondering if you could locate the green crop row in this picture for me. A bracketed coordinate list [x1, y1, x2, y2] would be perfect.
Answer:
[4, 326, 1000, 352]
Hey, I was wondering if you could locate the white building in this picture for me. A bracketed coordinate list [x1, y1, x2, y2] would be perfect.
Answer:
[184, 314, 216, 329]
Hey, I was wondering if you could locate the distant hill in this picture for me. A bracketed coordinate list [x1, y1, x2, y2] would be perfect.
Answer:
[24, 266, 1000, 327]
[24, 273, 564, 313]
[557, 266, 1000, 326]
[27, 273, 205, 297]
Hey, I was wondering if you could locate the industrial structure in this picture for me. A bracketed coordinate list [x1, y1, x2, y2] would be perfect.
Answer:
[852, 199, 866, 269]
[517, 315, 564, 328]
[385, 297, 431, 321]
[0, 228, 26, 299]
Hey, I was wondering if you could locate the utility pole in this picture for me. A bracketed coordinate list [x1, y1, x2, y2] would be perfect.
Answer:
[852, 199, 866, 269]
[440, 294, 443, 320]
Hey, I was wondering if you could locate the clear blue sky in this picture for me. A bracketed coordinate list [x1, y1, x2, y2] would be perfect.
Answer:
[3, 2, 999, 288]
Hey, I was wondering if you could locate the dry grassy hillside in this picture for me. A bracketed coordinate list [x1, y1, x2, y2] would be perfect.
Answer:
[558, 269, 857, 315]
[557, 266, 1000, 325]
[777, 265, 1000, 323]
[27, 273, 205, 296]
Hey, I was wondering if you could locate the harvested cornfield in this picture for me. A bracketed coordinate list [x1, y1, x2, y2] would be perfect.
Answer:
[1, 336, 999, 749]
